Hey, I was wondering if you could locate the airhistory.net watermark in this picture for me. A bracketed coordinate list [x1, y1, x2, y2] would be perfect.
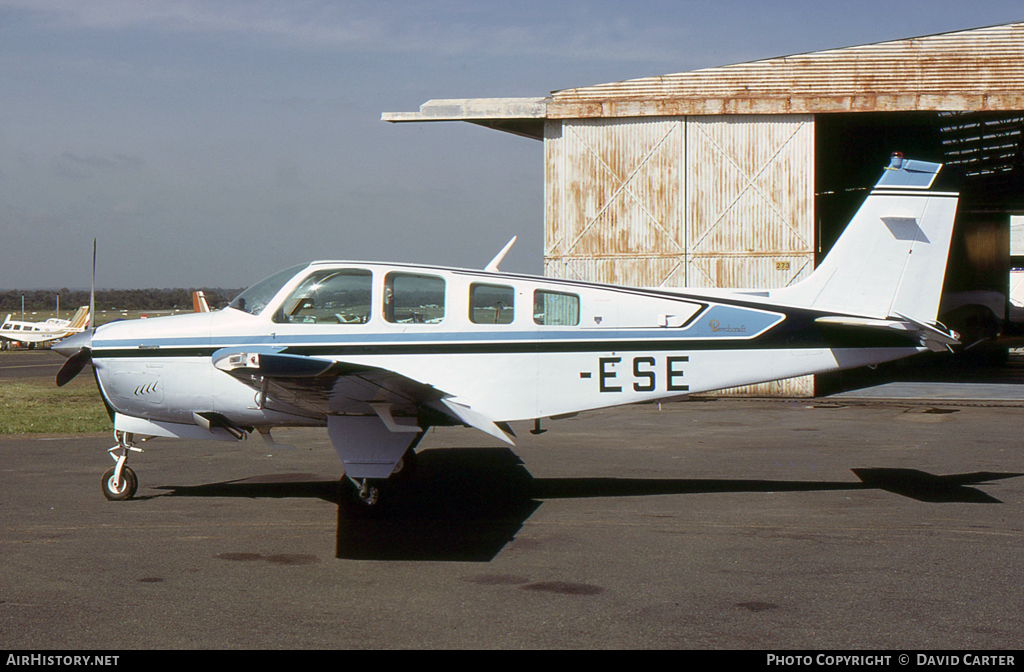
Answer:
[6, 656, 118, 667]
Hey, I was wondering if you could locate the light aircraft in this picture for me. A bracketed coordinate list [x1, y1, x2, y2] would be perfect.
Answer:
[55, 155, 962, 505]
[1, 306, 89, 349]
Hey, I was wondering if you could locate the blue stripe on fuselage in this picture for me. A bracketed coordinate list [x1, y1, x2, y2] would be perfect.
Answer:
[91, 305, 784, 351]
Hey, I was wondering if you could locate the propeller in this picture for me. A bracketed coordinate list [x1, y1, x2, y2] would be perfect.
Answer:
[55, 339, 92, 386]
[55, 239, 95, 387]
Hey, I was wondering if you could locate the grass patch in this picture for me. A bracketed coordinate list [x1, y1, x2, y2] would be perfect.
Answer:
[0, 376, 112, 434]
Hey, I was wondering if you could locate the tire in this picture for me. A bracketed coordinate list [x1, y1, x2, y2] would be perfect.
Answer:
[352, 480, 380, 507]
[102, 466, 138, 501]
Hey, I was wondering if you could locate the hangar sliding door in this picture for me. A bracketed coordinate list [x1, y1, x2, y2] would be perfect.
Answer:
[544, 114, 816, 395]
[544, 115, 814, 288]
[544, 116, 686, 287]
[685, 115, 815, 291]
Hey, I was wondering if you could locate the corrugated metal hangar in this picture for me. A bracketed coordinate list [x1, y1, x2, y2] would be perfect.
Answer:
[384, 22, 1024, 395]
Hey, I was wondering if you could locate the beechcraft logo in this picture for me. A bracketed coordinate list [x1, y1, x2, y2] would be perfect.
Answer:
[709, 319, 746, 333]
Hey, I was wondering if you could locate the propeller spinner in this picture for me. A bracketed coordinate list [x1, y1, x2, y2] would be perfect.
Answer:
[54, 331, 92, 386]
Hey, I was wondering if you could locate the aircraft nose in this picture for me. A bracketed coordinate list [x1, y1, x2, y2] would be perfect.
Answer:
[52, 330, 92, 358]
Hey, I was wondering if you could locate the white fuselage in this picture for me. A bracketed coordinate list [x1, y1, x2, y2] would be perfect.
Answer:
[88, 261, 923, 433]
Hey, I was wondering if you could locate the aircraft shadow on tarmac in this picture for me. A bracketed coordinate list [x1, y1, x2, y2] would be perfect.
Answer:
[155, 448, 1023, 562]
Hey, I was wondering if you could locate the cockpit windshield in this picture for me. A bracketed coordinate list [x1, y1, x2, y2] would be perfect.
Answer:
[228, 264, 309, 316]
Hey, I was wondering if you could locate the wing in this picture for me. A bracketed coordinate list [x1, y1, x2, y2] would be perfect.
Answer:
[212, 347, 514, 444]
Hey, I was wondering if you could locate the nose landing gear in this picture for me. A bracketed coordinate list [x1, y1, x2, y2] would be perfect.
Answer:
[102, 464, 137, 501]
[102, 431, 142, 501]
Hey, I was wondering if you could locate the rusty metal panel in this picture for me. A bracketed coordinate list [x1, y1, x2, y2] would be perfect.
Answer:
[548, 23, 1024, 117]
[544, 256, 686, 288]
[545, 115, 815, 290]
[544, 117, 686, 287]
[544, 115, 817, 395]
[714, 376, 815, 398]
[685, 115, 815, 289]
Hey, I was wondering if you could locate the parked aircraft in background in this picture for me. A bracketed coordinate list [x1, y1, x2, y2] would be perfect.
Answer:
[55, 155, 961, 505]
[1, 306, 89, 350]
[192, 291, 211, 313]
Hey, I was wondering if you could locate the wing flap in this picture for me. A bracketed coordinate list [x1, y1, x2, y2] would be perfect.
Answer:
[439, 398, 515, 445]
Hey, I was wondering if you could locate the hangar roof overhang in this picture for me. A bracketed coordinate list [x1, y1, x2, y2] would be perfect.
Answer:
[382, 97, 548, 140]
[382, 21, 1024, 141]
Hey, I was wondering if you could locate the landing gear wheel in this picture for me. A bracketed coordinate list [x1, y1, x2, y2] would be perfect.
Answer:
[356, 481, 380, 507]
[102, 465, 138, 501]
[340, 476, 383, 508]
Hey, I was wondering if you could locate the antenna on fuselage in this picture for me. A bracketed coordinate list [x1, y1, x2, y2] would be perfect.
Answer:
[484, 236, 517, 273]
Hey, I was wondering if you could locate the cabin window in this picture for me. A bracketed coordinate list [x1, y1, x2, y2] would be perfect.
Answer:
[384, 272, 445, 324]
[470, 283, 514, 324]
[533, 290, 580, 326]
[273, 269, 372, 324]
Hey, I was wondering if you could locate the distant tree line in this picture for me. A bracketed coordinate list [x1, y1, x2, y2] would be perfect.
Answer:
[0, 288, 243, 313]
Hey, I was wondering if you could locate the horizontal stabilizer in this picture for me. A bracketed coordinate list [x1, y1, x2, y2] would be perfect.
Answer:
[815, 314, 960, 352]
[893, 311, 961, 351]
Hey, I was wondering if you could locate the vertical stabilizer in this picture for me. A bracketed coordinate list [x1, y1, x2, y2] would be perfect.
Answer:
[772, 156, 958, 323]
[193, 291, 211, 313]
[68, 306, 90, 330]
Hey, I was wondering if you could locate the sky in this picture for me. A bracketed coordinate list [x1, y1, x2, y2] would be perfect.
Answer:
[1, 0, 1022, 290]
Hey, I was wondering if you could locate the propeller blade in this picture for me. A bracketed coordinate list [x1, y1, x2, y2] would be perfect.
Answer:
[89, 238, 96, 333]
[55, 240, 97, 387]
[56, 347, 92, 387]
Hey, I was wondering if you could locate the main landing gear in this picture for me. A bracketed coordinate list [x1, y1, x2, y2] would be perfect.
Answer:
[350, 478, 380, 507]
[102, 431, 142, 501]
[343, 446, 418, 507]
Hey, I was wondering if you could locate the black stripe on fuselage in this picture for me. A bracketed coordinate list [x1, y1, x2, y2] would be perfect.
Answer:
[90, 309, 920, 361]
